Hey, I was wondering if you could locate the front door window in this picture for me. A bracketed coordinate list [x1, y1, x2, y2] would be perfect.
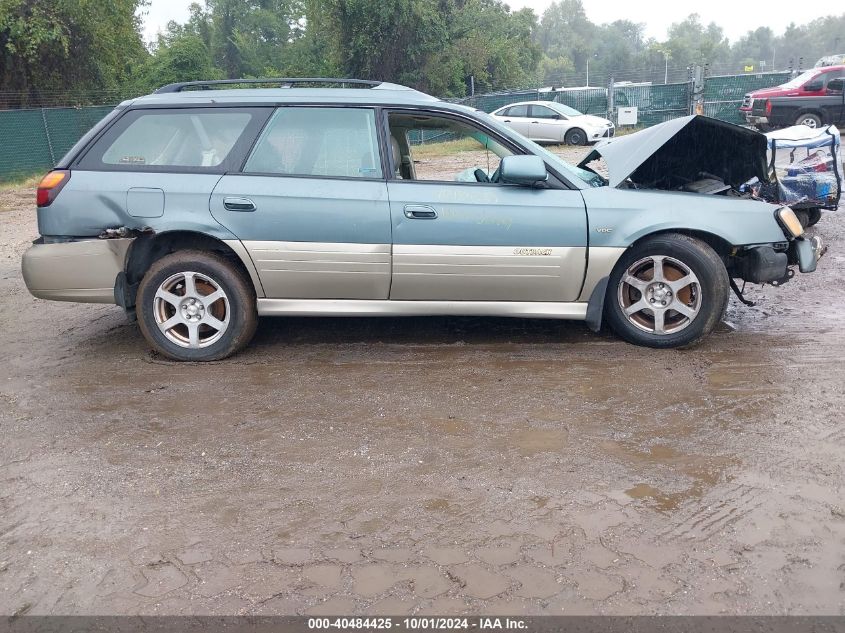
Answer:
[387, 112, 514, 184]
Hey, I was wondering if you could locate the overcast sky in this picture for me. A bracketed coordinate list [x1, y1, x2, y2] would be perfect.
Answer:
[139, 0, 834, 44]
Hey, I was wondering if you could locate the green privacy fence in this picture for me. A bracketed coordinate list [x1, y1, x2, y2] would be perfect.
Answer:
[0, 105, 114, 182]
[615, 82, 692, 126]
[701, 72, 791, 123]
[454, 72, 793, 128]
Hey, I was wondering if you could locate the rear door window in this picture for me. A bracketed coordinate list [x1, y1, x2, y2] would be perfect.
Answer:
[505, 105, 529, 117]
[531, 105, 559, 119]
[79, 108, 267, 172]
[243, 107, 383, 179]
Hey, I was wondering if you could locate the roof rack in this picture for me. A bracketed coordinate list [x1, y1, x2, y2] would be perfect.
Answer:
[154, 78, 382, 94]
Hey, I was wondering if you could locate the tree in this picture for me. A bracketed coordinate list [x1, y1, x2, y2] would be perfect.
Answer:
[132, 22, 222, 94]
[321, 0, 538, 96]
[0, 0, 147, 106]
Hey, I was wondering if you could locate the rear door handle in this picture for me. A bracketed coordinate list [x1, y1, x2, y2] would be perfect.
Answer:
[404, 204, 438, 219]
[223, 197, 256, 212]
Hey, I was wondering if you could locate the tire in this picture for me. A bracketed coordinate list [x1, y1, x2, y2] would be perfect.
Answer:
[795, 112, 822, 128]
[604, 233, 729, 349]
[794, 208, 822, 228]
[794, 209, 811, 228]
[565, 128, 587, 146]
[136, 250, 258, 361]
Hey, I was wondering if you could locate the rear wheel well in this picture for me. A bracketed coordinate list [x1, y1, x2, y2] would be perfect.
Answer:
[122, 231, 252, 308]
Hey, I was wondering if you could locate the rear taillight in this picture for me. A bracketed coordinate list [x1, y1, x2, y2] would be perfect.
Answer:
[765, 99, 772, 116]
[36, 170, 70, 207]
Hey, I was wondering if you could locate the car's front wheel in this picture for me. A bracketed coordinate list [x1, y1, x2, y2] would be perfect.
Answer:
[564, 128, 587, 145]
[136, 250, 258, 361]
[604, 234, 729, 348]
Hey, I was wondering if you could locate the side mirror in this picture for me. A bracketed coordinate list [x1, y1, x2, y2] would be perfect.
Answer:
[804, 81, 823, 91]
[499, 155, 548, 186]
[828, 78, 844, 93]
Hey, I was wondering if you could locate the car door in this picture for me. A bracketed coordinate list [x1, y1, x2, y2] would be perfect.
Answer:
[210, 106, 392, 299]
[822, 74, 845, 124]
[498, 104, 531, 136]
[384, 109, 588, 302]
[529, 104, 565, 143]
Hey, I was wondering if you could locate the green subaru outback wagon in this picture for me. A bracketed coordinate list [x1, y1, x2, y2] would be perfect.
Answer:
[22, 78, 824, 361]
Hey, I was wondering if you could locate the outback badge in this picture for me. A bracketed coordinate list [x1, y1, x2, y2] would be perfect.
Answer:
[513, 248, 552, 256]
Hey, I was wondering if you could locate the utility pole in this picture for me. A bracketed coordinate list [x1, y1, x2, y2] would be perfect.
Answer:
[586, 54, 597, 87]
[657, 48, 671, 84]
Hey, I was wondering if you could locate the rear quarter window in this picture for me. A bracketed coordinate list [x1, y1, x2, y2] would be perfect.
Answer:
[78, 108, 269, 172]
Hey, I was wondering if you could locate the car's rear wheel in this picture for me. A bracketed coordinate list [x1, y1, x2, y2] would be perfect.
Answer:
[795, 208, 822, 228]
[565, 128, 586, 145]
[604, 234, 729, 348]
[795, 112, 822, 128]
[136, 250, 257, 361]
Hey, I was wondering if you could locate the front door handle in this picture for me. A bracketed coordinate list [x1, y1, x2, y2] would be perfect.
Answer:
[223, 197, 256, 212]
[404, 204, 438, 219]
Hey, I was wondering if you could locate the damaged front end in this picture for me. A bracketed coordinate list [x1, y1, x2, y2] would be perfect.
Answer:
[577, 115, 827, 300]
[578, 114, 769, 195]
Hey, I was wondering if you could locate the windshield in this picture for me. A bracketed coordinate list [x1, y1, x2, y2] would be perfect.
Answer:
[550, 102, 584, 117]
[779, 70, 820, 89]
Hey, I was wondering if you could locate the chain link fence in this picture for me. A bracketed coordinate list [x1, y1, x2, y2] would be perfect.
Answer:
[0, 71, 804, 184]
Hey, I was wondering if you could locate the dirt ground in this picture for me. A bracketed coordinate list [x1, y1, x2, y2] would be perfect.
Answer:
[1, 147, 844, 617]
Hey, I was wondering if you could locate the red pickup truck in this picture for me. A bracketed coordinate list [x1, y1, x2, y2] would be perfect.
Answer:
[740, 65, 845, 130]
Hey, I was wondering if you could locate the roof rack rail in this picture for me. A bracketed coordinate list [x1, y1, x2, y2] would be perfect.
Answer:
[154, 78, 382, 94]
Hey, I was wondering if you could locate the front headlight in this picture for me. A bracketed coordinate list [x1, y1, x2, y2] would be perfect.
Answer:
[776, 207, 804, 238]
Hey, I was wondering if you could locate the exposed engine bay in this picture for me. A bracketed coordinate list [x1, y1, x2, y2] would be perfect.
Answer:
[577, 115, 769, 196]
[577, 116, 842, 216]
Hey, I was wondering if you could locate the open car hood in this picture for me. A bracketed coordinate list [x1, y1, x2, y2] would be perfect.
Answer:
[578, 115, 769, 190]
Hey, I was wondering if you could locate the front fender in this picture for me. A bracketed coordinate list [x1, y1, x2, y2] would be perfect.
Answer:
[581, 187, 787, 249]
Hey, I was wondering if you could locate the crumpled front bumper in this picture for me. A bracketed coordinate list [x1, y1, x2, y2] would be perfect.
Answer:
[735, 236, 825, 285]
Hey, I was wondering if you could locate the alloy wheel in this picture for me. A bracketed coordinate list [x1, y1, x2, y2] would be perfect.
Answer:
[617, 255, 701, 335]
[152, 271, 230, 349]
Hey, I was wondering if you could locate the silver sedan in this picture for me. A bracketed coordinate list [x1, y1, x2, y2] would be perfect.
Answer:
[490, 100, 615, 145]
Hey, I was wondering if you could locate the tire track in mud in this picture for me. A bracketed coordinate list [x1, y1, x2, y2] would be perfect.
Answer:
[658, 484, 764, 541]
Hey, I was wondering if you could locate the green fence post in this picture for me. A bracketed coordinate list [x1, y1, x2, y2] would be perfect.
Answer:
[41, 108, 56, 166]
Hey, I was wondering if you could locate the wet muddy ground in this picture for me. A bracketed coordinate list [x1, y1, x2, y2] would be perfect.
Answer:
[1, 151, 844, 616]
